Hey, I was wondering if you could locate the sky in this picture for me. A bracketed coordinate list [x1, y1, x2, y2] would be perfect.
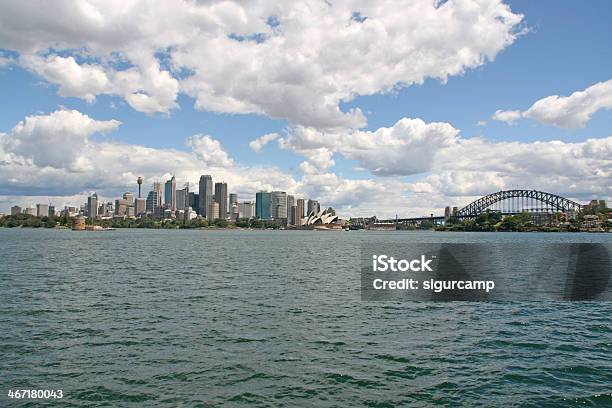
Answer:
[0, 0, 610, 217]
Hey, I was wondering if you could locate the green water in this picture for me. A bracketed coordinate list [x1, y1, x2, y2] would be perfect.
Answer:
[1, 229, 611, 407]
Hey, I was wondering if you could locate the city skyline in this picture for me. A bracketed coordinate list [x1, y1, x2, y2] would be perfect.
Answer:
[0, 1, 610, 218]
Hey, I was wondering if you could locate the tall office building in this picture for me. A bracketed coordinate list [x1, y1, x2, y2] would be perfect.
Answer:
[115, 199, 129, 216]
[286, 195, 295, 224]
[188, 192, 199, 214]
[135, 197, 146, 216]
[256, 191, 271, 220]
[123, 192, 133, 206]
[36, 204, 49, 218]
[11, 205, 21, 215]
[207, 201, 220, 220]
[238, 201, 255, 219]
[164, 176, 176, 211]
[214, 182, 228, 219]
[176, 186, 188, 211]
[229, 203, 239, 221]
[307, 199, 320, 216]
[87, 193, 98, 219]
[199, 175, 213, 218]
[271, 191, 287, 219]
[229, 193, 238, 206]
[48, 205, 55, 217]
[146, 182, 163, 218]
[296, 198, 305, 226]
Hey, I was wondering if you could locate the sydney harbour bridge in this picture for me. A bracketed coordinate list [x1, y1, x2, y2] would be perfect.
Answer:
[379, 189, 584, 225]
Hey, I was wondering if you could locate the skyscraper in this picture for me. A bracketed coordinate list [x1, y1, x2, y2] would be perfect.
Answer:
[115, 198, 129, 216]
[87, 193, 98, 219]
[176, 187, 188, 211]
[296, 198, 305, 225]
[164, 176, 176, 211]
[135, 198, 146, 216]
[199, 175, 213, 218]
[146, 182, 163, 218]
[229, 193, 238, 206]
[123, 192, 133, 206]
[214, 182, 228, 219]
[207, 201, 220, 220]
[188, 192, 199, 213]
[256, 192, 271, 220]
[238, 201, 255, 219]
[10, 205, 21, 216]
[286, 195, 295, 224]
[271, 191, 287, 219]
[307, 199, 320, 216]
[36, 204, 49, 218]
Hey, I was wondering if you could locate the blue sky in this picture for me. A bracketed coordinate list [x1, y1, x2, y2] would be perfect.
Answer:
[0, 0, 610, 216]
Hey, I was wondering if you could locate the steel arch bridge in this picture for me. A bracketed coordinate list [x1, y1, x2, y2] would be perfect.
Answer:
[456, 189, 582, 217]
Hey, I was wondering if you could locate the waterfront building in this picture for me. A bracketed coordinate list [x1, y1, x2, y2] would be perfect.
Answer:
[127, 206, 135, 217]
[207, 201, 220, 220]
[238, 201, 255, 219]
[184, 207, 197, 221]
[123, 192, 134, 206]
[11, 205, 21, 216]
[115, 198, 129, 216]
[229, 193, 238, 206]
[215, 182, 228, 219]
[176, 186, 188, 211]
[146, 182, 163, 218]
[230, 203, 239, 221]
[286, 195, 295, 224]
[199, 175, 213, 218]
[307, 199, 320, 216]
[87, 193, 99, 219]
[188, 192, 199, 214]
[164, 176, 176, 211]
[296, 199, 305, 226]
[48, 205, 55, 217]
[452, 206, 458, 216]
[36, 204, 49, 218]
[24, 207, 35, 215]
[271, 191, 287, 219]
[256, 192, 271, 220]
[135, 197, 146, 216]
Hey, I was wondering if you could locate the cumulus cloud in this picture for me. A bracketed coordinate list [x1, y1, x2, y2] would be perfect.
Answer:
[186, 134, 234, 167]
[492, 79, 612, 129]
[2, 109, 120, 170]
[491, 109, 521, 125]
[280, 118, 459, 175]
[0, 0, 523, 125]
[280, 115, 611, 204]
[249, 132, 279, 153]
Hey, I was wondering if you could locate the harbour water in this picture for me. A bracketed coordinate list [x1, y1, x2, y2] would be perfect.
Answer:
[1, 229, 611, 407]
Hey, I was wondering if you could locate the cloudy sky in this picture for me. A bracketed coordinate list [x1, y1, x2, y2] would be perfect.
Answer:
[0, 0, 610, 217]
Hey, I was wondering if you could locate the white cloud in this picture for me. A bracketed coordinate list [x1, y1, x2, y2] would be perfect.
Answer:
[493, 79, 612, 129]
[280, 118, 459, 175]
[2, 109, 120, 170]
[249, 132, 279, 153]
[186, 134, 234, 167]
[523, 79, 612, 129]
[0, 0, 524, 125]
[491, 109, 521, 124]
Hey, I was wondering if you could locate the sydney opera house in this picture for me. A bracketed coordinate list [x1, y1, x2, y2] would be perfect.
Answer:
[303, 208, 343, 230]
